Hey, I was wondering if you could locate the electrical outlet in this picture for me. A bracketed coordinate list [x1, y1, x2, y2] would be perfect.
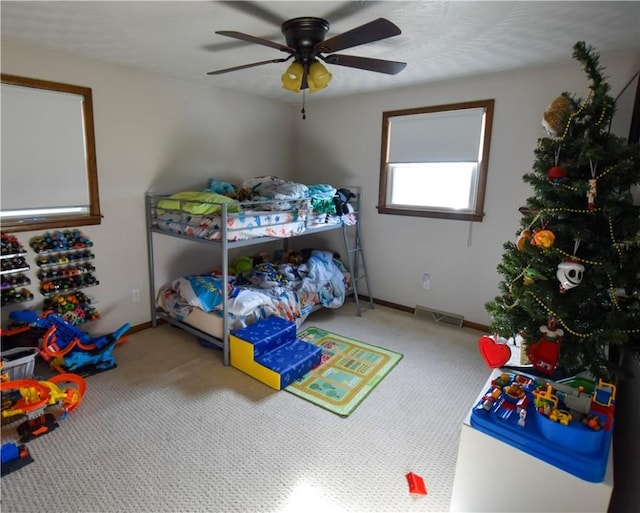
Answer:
[422, 273, 430, 290]
[132, 289, 140, 302]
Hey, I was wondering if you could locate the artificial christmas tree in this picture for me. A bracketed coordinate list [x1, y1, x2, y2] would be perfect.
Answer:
[485, 42, 640, 381]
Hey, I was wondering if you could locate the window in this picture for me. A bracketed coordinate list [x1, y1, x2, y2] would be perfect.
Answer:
[1, 74, 101, 233]
[378, 99, 494, 221]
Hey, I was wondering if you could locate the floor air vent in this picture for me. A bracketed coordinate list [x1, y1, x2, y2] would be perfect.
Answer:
[414, 305, 464, 328]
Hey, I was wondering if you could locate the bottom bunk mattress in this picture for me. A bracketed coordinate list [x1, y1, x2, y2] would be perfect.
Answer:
[157, 286, 300, 339]
[156, 250, 352, 339]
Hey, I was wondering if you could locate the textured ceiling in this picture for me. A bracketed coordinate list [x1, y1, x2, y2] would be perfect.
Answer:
[2, 1, 639, 104]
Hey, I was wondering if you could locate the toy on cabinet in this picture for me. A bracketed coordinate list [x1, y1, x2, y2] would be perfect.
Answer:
[470, 370, 616, 482]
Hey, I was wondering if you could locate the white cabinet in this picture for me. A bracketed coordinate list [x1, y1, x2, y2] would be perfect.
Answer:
[450, 371, 614, 513]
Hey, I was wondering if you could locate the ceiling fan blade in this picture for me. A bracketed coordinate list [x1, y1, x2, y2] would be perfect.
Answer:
[216, 30, 294, 53]
[218, 1, 283, 28]
[315, 18, 401, 54]
[321, 1, 381, 23]
[202, 33, 281, 52]
[207, 57, 291, 75]
[322, 54, 407, 75]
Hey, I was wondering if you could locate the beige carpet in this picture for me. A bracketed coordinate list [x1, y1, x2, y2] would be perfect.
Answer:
[1, 303, 489, 513]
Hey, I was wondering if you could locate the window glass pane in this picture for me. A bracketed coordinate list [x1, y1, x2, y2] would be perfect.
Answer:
[389, 163, 477, 210]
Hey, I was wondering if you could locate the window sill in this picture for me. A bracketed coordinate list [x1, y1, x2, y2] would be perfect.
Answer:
[1, 214, 102, 233]
[376, 206, 484, 222]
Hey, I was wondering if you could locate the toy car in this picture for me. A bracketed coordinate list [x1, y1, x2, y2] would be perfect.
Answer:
[1, 442, 34, 476]
[16, 413, 59, 443]
[549, 409, 572, 426]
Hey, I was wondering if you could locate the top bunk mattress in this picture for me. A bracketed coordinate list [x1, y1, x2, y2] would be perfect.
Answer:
[153, 208, 307, 241]
[147, 177, 357, 242]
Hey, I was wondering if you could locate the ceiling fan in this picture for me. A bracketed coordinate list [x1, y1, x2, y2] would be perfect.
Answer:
[206, 16, 407, 94]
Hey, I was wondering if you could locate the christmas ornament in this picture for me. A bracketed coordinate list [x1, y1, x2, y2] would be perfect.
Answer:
[587, 178, 597, 210]
[532, 229, 555, 248]
[547, 165, 567, 182]
[516, 229, 532, 251]
[526, 318, 563, 375]
[478, 334, 512, 368]
[542, 96, 573, 137]
[556, 259, 585, 293]
[540, 318, 564, 342]
[523, 267, 548, 286]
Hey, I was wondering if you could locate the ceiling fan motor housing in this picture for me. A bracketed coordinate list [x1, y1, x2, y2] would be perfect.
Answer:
[281, 17, 330, 63]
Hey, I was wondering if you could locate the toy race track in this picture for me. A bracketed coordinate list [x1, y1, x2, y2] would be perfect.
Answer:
[1, 373, 87, 442]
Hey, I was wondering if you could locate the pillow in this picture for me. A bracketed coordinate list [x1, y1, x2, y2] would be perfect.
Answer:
[173, 274, 235, 312]
[157, 191, 241, 215]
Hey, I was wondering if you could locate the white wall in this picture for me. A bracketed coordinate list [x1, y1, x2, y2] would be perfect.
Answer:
[1, 40, 295, 334]
[292, 50, 640, 326]
[2, 41, 638, 333]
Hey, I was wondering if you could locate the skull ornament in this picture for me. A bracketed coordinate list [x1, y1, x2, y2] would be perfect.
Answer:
[556, 260, 585, 293]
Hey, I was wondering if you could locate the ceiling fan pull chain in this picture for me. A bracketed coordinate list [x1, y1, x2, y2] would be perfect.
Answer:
[301, 89, 307, 120]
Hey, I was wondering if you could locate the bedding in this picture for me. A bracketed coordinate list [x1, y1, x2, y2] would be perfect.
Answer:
[156, 250, 352, 337]
[148, 177, 357, 242]
[153, 208, 308, 241]
[157, 191, 241, 215]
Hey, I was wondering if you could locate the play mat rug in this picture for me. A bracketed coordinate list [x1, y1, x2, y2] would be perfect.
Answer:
[285, 327, 403, 416]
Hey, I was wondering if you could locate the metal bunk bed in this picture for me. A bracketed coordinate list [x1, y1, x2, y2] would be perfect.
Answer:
[145, 190, 373, 366]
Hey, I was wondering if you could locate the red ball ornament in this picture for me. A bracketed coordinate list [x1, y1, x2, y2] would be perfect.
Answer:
[547, 166, 567, 182]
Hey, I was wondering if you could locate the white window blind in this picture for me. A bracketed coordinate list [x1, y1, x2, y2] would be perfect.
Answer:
[1, 83, 89, 210]
[387, 107, 485, 163]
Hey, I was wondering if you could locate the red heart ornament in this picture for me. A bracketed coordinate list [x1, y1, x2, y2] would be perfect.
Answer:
[478, 335, 511, 368]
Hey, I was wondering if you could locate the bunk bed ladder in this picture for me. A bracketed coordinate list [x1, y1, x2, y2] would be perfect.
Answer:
[342, 197, 374, 316]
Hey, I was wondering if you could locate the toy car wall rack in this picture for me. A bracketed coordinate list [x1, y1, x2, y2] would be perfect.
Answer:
[42, 290, 100, 325]
[1, 233, 34, 306]
[29, 230, 100, 325]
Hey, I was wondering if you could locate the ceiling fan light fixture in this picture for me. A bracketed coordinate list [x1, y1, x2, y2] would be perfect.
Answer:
[308, 61, 332, 93]
[281, 62, 304, 92]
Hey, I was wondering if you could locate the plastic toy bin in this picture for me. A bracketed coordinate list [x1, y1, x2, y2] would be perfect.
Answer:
[1, 347, 38, 380]
[469, 371, 613, 483]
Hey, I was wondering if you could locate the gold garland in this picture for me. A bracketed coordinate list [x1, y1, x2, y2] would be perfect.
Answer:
[549, 165, 613, 188]
[527, 290, 640, 337]
[608, 217, 623, 262]
[550, 181, 581, 193]
[552, 247, 603, 266]
[595, 106, 608, 127]
[596, 165, 614, 180]
[607, 273, 621, 311]
[558, 91, 593, 141]
[524, 207, 596, 232]
[527, 290, 598, 337]
[539, 206, 598, 215]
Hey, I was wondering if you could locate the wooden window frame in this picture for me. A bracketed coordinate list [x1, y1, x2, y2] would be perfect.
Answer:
[378, 99, 495, 222]
[1, 73, 102, 233]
